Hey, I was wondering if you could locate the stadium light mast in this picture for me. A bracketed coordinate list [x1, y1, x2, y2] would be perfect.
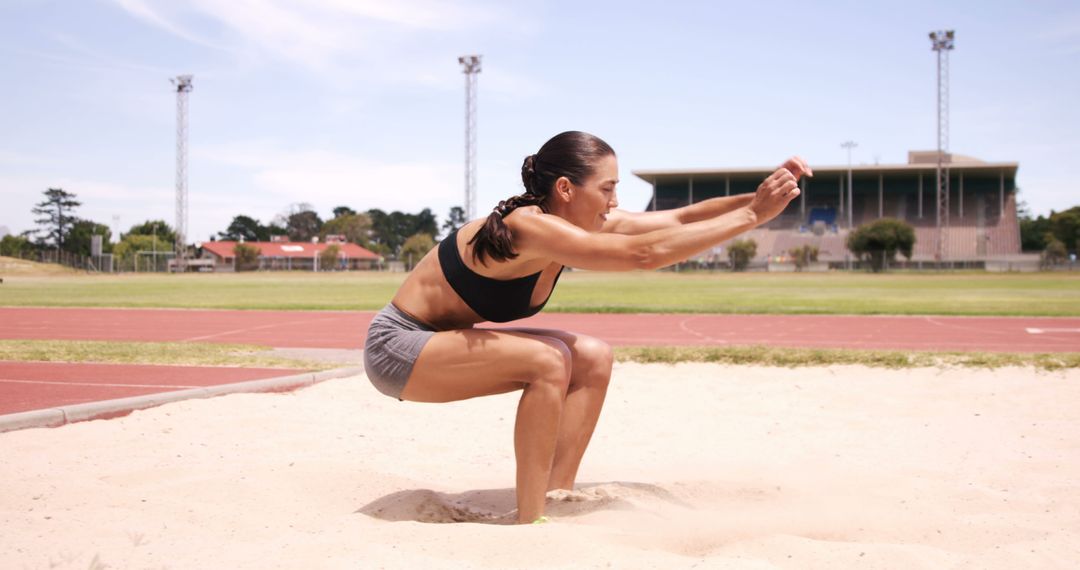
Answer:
[841, 140, 857, 230]
[171, 74, 193, 273]
[930, 30, 954, 264]
[458, 55, 482, 221]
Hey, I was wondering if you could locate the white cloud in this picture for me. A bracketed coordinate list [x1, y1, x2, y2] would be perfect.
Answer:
[109, 0, 227, 51]
[110, 0, 505, 73]
[0, 150, 58, 169]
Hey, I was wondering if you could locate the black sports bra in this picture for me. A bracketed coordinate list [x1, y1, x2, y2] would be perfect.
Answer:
[438, 228, 564, 323]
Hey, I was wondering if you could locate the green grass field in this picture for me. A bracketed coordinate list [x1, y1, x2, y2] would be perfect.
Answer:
[1, 269, 1078, 316]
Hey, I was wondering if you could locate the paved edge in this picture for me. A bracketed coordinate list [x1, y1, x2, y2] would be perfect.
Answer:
[0, 366, 365, 434]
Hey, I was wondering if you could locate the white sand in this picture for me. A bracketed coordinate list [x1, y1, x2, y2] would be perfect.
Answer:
[2, 363, 1079, 569]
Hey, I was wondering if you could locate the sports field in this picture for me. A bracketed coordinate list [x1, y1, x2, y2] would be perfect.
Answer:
[1, 268, 1078, 316]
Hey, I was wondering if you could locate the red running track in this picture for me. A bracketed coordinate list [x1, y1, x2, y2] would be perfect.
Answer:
[2, 307, 1078, 353]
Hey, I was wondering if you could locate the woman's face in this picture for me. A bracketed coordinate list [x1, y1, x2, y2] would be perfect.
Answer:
[567, 154, 619, 232]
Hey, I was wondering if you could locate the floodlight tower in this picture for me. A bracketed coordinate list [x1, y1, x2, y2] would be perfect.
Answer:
[840, 140, 857, 230]
[929, 30, 954, 263]
[172, 74, 193, 272]
[458, 55, 482, 220]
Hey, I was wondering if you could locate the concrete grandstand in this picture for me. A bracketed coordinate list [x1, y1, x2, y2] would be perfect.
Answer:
[634, 151, 1031, 269]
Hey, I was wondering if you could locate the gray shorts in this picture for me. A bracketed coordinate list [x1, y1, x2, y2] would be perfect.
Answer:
[363, 303, 436, 400]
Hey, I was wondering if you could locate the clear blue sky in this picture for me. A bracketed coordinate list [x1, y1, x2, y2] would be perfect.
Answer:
[1, 0, 1077, 243]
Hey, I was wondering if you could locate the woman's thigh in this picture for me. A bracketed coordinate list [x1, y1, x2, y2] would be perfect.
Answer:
[498, 327, 614, 382]
[400, 328, 572, 403]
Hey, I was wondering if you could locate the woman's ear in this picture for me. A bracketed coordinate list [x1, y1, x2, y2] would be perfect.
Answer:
[554, 176, 574, 203]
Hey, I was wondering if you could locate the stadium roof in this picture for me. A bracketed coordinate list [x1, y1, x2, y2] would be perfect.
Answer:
[633, 152, 1018, 184]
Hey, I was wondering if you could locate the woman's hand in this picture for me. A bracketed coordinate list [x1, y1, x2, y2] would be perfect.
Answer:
[749, 156, 813, 225]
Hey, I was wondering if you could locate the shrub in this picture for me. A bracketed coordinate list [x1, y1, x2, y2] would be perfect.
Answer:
[233, 243, 260, 271]
[789, 245, 819, 271]
[1042, 236, 1067, 268]
[728, 239, 757, 271]
[0, 234, 36, 258]
[319, 244, 341, 271]
[846, 218, 915, 272]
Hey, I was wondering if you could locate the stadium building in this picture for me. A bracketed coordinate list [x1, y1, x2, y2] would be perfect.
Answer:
[634, 151, 1030, 270]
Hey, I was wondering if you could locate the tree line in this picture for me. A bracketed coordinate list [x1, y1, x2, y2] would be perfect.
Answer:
[0, 187, 470, 269]
[1019, 205, 1080, 265]
[213, 203, 468, 265]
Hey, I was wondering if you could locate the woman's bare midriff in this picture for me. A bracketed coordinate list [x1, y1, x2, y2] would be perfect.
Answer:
[390, 219, 563, 331]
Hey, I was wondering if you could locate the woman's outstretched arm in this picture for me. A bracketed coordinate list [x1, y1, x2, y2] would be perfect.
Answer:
[512, 161, 809, 271]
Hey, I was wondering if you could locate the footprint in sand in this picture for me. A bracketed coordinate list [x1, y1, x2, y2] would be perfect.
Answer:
[357, 482, 697, 524]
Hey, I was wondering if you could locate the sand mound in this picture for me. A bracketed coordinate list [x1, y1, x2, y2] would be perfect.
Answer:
[2, 362, 1079, 569]
[359, 488, 516, 524]
[0, 255, 79, 275]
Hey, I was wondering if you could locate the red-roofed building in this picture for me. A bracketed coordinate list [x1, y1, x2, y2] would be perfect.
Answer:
[199, 239, 383, 271]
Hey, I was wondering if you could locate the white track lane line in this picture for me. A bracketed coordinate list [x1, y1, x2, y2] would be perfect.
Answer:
[676, 316, 728, 344]
[180, 316, 346, 342]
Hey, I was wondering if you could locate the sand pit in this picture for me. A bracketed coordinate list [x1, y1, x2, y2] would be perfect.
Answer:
[2, 362, 1079, 568]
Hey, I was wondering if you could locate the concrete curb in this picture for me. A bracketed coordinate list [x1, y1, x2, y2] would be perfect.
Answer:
[0, 366, 365, 434]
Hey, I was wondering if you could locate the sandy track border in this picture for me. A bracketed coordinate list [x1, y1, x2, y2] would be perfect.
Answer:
[0, 366, 363, 434]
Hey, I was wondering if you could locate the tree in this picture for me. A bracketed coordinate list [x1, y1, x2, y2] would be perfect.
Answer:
[846, 218, 916, 272]
[233, 243, 261, 271]
[1020, 205, 1079, 253]
[728, 238, 757, 271]
[442, 206, 467, 237]
[1050, 206, 1080, 254]
[125, 220, 177, 246]
[276, 203, 323, 242]
[400, 233, 435, 270]
[320, 213, 372, 245]
[789, 244, 819, 271]
[1020, 214, 1051, 252]
[366, 208, 440, 257]
[332, 205, 357, 218]
[366, 209, 392, 250]
[413, 208, 438, 238]
[365, 241, 393, 258]
[218, 215, 271, 242]
[67, 219, 113, 256]
[32, 188, 80, 250]
[319, 244, 341, 271]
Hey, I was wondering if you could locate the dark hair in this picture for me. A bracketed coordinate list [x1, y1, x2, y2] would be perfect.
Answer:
[468, 130, 615, 265]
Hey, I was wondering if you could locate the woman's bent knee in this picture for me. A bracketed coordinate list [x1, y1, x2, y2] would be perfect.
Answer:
[574, 336, 614, 382]
[531, 338, 572, 392]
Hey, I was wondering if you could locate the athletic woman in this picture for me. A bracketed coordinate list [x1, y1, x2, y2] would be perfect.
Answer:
[364, 131, 812, 524]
